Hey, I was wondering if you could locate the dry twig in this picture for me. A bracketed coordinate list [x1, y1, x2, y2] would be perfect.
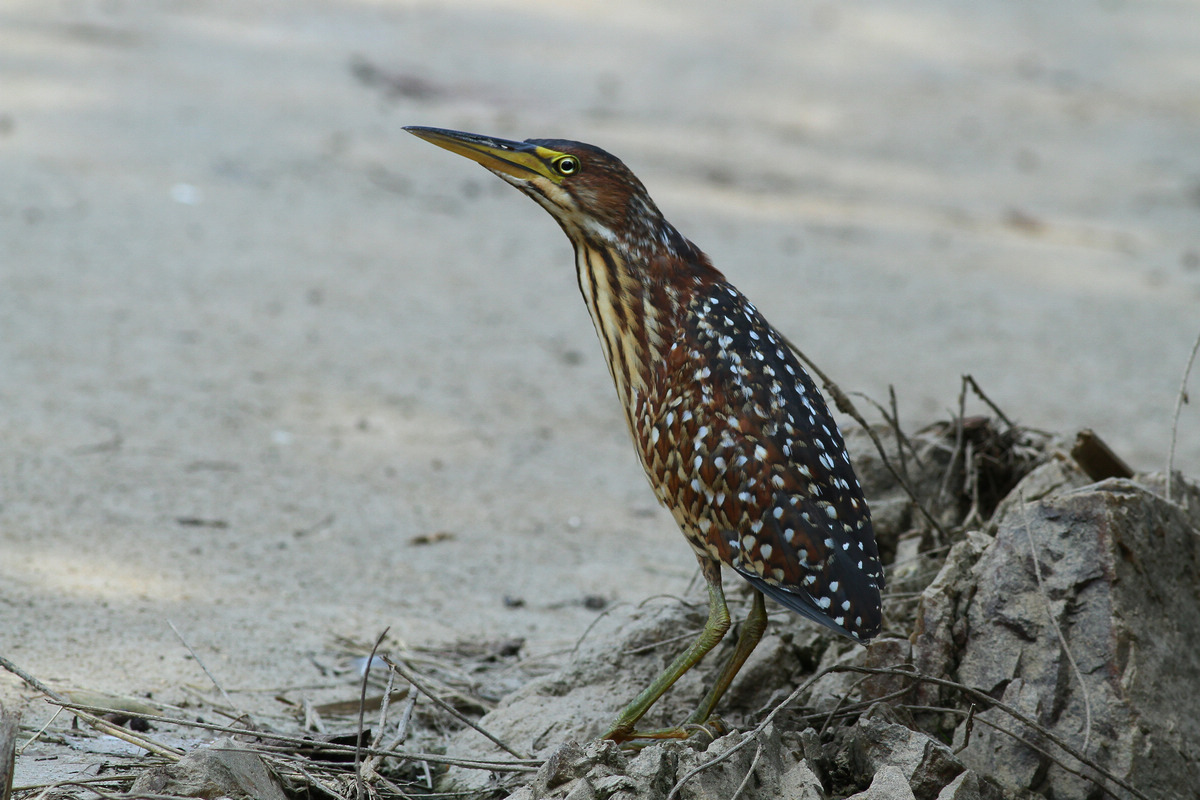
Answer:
[937, 381, 970, 514]
[52, 702, 540, 772]
[1, 704, 16, 800]
[383, 656, 529, 760]
[0, 655, 183, 760]
[782, 334, 948, 539]
[835, 666, 1148, 800]
[665, 665, 838, 800]
[728, 739, 763, 800]
[963, 374, 1014, 428]
[903, 704, 1122, 796]
[168, 619, 241, 714]
[356, 628, 390, 800]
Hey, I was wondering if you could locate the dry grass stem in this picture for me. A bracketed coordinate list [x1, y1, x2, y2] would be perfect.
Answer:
[1167, 325, 1200, 503]
[963, 374, 1014, 428]
[1, 705, 15, 800]
[0, 655, 183, 761]
[1019, 492, 1093, 754]
[665, 665, 838, 800]
[847, 389, 918, 476]
[955, 703, 976, 753]
[356, 629, 390, 800]
[53, 702, 540, 772]
[784, 684, 916, 729]
[9, 774, 142, 795]
[816, 672, 874, 737]
[903, 704, 1125, 797]
[623, 628, 706, 656]
[836, 666, 1148, 800]
[782, 334, 948, 539]
[937, 382, 969, 514]
[383, 656, 529, 760]
[573, 594, 702, 656]
[360, 662, 403, 782]
[168, 619, 240, 714]
[728, 739, 763, 800]
[16, 707, 64, 757]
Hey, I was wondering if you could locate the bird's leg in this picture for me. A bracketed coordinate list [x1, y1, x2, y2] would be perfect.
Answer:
[683, 588, 767, 727]
[601, 559, 730, 743]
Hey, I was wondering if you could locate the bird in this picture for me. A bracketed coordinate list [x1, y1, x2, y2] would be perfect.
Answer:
[405, 126, 885, 743]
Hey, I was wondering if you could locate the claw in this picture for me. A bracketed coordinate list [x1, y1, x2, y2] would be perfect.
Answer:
[602, 718, 727, 748]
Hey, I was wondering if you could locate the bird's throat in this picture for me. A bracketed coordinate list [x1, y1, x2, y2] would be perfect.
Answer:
[573, 240, 678, 430]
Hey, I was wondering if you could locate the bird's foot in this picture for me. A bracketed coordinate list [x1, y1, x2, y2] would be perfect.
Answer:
[601, 718, 727, 748]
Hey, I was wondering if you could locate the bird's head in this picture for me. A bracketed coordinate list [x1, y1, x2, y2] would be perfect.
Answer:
[405, 126, 681, 259]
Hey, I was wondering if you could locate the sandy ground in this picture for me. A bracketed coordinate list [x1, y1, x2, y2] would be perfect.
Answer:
[2, 0, 1199, 737]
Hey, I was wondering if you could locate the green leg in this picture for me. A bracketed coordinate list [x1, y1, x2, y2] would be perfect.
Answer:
[684, 588, 767, 726]
[602, 561, 730, 743]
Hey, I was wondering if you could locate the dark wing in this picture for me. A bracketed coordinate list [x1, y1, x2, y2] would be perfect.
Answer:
[647, 282, 885, 641]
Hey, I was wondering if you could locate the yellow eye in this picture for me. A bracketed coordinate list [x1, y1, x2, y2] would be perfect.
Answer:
[554, 155, 581, 176]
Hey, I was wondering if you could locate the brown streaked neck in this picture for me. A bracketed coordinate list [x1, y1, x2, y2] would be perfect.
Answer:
[567, 219, 725, 429]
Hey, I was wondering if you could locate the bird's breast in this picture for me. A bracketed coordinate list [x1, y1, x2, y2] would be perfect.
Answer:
[631, 282, 884, 634]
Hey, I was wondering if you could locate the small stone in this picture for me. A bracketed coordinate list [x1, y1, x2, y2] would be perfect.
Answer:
[129, 738, 287, 800]
[534, 740, 591, 791]
[935, 769, 1005, 800]
[845, 765, 916, 800]
[852, 715, 964, 799]
[952, 478, 1200, 799]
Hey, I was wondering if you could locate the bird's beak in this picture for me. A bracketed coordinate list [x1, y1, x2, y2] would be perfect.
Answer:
[404, 126, 565, 183]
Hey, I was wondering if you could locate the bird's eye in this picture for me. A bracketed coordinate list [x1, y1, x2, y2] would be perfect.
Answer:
[554, 155, 581, 176]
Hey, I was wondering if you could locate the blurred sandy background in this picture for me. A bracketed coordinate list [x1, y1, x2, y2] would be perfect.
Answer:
[2, 0, 1198, 712]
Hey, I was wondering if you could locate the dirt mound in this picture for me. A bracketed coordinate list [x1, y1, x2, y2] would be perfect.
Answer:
[436, 423, 1200, 799]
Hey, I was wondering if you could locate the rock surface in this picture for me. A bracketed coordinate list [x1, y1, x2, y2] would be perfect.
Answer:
[503, 724, 825, 800]
[947, 476, 1200, 799]
[849, 715, 964, 800]
[129, 737, 289, 800]
[846, 765, 917, 800]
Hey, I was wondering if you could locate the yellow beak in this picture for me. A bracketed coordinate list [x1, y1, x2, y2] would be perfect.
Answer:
[404, 126, 567, 183]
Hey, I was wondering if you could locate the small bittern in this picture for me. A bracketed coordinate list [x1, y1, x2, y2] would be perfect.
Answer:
[406, 126, 884, 742]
